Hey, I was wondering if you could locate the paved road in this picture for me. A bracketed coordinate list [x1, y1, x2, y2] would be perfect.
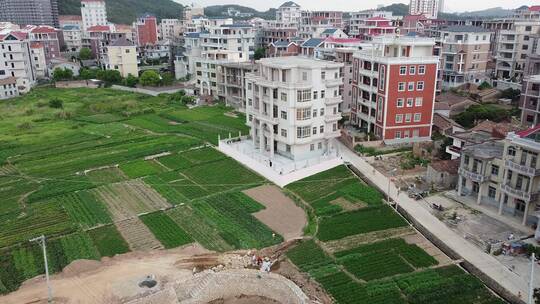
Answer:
[336, 141, 530, 300]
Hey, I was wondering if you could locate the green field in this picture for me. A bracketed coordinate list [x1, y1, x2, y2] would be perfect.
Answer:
[140, 211, 193, 249]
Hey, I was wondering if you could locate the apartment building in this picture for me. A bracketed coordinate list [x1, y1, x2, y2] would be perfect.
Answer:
[199, 24, 255, 60]
[0, 31, 36, 93]
[520, 54, 540, 126]
[348, 10, 394, 38]
[217, 61, 256, 110]
[257, 26, 298, 48]
[29, 42, 47, 79]
[103, 37, 137, 78]
[409, 0, 440, 19]
[458, 126, 540, 226]
[245, 56, 343, 160]
[81, 0, 107, 32]
[437, 26, 492, 88]
[351, 36, 439, 144]
[354, 17, 396, 41]
[28, 26, 61, 63]
[267, 41, 300, 57]
[298, 11, 343, 39]
[195, 50, 244, 97]
[134, 14, 158, 46]
[62, 25, 83, 52]
[0, 0, 59, 27]
[159, 19, 182, 42]
[182, 4, 204, 23]
[276, 2, 301, 26]
[0, 77, 18, 100]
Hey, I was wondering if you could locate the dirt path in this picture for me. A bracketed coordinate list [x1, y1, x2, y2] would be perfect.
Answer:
[0, 244, 210, 304]
[243, 185, 307, 241]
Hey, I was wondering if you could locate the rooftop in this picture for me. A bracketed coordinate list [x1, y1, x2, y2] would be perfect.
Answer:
[321, 28, 337, 34]
[301, 38, 325, 47]
[0, 77, 17, 85]
[279, 1, 300, 8]
[462, 140, 504, 159]
[441, 25, 492, 33]
[109, 37, 135, 47]
[430, 159, 460, 174]
[257, 56, 342, 69]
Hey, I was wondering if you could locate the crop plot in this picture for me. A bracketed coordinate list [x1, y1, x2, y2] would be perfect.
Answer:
[339, 251, 414, 281]
[166, 205, 234, 252]
[115, 217, 163, 251]
[76, 113, 125, 124]
[54, 191, 112, 229]
[140, 211, 193, 249]
[87, 225, 130, 257]
[157, 146, 225, 170]
[27, 174, 96, 203]
[85, 167, 126, 184]
[92, 180, 171, 221]
[0, 176, 38, 215]
[59, 232, 100, 264]
[286, 240, 334, 272]
[120, 159, 167, 179]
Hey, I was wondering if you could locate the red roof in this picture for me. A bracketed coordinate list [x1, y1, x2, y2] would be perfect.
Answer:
[529, 6, 540, 11]
[59, 15, 82, 21]
[367, 16, 389, 21]
[325, 37, 361, 43]
[516, 125, 540, 138]
[31, 26, 57, 33]
[403, 14, 427, 22]
[87, 25, 111, 32]
[0, 31, 28, 41]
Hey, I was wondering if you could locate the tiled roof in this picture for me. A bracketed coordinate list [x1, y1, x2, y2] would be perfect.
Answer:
[443, 25, 492, 33]
[301, 38, 325, 47]
[31, 26, 57, 33]
[529, 6, 540, 11]
[279, 1, 300, 8]
[325, 37, 361, 43]
[87, 25, 111, 32]
[110, 37, 135, 47]
[515, 125, 540, 138]
[0, 77, 17, 85]
[62, 25, 80, 31]
[185, 32, 200, 38]
[59, 15, 82, 21]
[367, 16, 388, 21]
[321, 28, 337, 34]
[30, 42, 43, 49]
[271, 40, 293, 47]
[430, 159, 460, 174]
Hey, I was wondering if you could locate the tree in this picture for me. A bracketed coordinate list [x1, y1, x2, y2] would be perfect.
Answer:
[139, 70, 161, 87]
[478, 81, 492, 90]
[49, 98, 63, 109]
[96, 70, 122, 85]
[124, 74, 138, 87]
[501, 88, 521, 101]
[181, 95, 196, 105]
[160, 72, 174, 86]
[254, 47, 265, 60]
[52, 68, 74, 81]
[79, 47, 93, 60]
[79, 68, 97, 80]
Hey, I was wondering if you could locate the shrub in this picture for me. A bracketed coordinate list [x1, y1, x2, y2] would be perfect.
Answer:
[124, 74, 138, 87]
[139, 70, 161, 87]
[478, 81, 491, 90]
[49, 98, 63, 109]
[78, 47, 93, 60]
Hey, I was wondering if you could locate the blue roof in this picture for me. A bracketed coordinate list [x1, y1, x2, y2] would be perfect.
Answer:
[322, 28, 337, 34]
[185, 32, 200, 38]
[302, 38, 325, 48]
[62, 25, 80, 31]
[221, 23, 252, 28]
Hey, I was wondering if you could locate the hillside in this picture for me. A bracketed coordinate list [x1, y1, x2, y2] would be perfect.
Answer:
[204, 5, 276, 20]
[380, 3, 513, 19]
[58, 0, 183, 24]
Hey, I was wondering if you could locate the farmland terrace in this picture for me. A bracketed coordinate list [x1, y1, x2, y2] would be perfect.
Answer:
[0, 87, 506, 304]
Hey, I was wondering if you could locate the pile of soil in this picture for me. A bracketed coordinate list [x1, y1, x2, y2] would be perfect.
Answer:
[208, 294, 281, 304]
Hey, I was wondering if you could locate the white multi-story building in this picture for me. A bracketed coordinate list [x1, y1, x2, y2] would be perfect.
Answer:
[196, 50, 244, 96]
[276, 1, 302, 26]
[81, 0, 108, 32]
[62, 24, 83, 52]
[103, 37, 138, 78]
[0, 31, 36, 93]
[348, 10, 394, 38]
[245, 56, 343, 160]
[409, 0, 440, 19]
[159, 19, 182, 42]
[0, 77, 18, 100]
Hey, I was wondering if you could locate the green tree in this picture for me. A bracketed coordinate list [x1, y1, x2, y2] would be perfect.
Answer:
[96, 70, 122, 85]
[52, 68, 74, 81]
[79, 47, 93, 60]
[478, 81, 492, 90]
[254, 47, 265, 60]
[454, 104, 510, 128]
[160, 72, 174, 86]
[124, 74, 138, 87]
[79, 68, 97, 80]
[139, 70, 161, 87]
[181, 95, 196, 105]
[49, 98, 63, 109]
[501, 88, 521, 101]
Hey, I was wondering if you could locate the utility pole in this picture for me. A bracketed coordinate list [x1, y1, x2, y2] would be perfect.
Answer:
[30, 235, 52, 303]
[387, 168, 397, 206]
[530, 252, 535, 304]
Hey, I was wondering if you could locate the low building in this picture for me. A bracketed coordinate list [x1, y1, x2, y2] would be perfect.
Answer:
[0, 77, 19, 100]
[48, 59, 80, 77]
[245, 56, 343, 160]
[104, 37, 138, 78]
[300, 38, 325, 57]
[427, 159, 460, 189]
[267, 40, 300, 57]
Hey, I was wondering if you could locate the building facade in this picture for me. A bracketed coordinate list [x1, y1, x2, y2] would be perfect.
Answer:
[276, 2, 302, 26]
[0, 77, 19, 99]
[0, 31, 36, 93]
[134, 14, 158, 46]
[217, 61, 256, 110]
[245, 56, 343, 160]
[104, 37, 138, 78]
[351, 36, 439, 144]
[348, 10, 394, 38]
[409, 0, 440, 19]
[0, 0, 59, 27]
[81, 0, 108, 32]
[29, 26, 61, 63]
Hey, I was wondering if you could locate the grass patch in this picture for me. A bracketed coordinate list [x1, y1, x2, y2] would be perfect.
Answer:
[88, 225, 130, 257]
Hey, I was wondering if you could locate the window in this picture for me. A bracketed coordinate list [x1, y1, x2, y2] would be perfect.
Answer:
[281, 129, 287, 137]
[408, 82, 415, 91]
[320, 108, 325, 116]
[333, 123, 337, 131]
[281, 92, 287, 101]
[398, 82, 405, 91]
[313, 109, 317, 117]
[296, 108, 311, 120]
[248, 83, 252, 90]
[464, 155, 469, 165]
[417, 81, 424, 91]
[297, 126, 311, 138]
[409, 66, 416, 75]
[491, 165, 499, 176]
[508, 146, 516, 157]
[310, 144, 315, 151]
[488, 186, 496, 199]
[320, 125, 324, 133]
[397, 98, 404, 107]
[281, 111, 287, 119]
[415, 97, 423, 106]
[406, 98, 413, 107]
[399, 66, 407, 75]
[321, 71, 325, 79]
[418, 65, 426, 74]
[313, 91, 318, 99]
[318, 142, 322, 149]
[379, 65, 386, 90]
[405, 113, 411, 122]
[321, 90, 325, 98]
[395, 114, 403, 123]
[302, 71, 307, 81]
[312, 127, 317, 135]
[297, 90, 311, 102]
[396, 131, 402, 139]
[283, 70, 288, 82]
[413, 113, 421, 122]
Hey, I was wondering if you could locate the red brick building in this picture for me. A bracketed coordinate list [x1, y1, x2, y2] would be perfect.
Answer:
[135, 13, 158, 46]
[351, 36, 439, 144]
[267, 40, 300, 57]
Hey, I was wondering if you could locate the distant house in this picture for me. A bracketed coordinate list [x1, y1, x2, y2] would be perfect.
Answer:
[300, 38, 325, 56]
[317, 28, 348, 39]
[0, 77, 19, 100]
[48, 59, 81, 77]
[432, 113, 463, 136]
[427, 159, 460, 189]
[267, 40, 300, 57]
[435, 92, 478, 117]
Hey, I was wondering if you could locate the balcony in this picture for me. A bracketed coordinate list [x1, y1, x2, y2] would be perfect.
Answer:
[500, 184, 539, 201]
[324, 113, 342, 122]
[325, 96, 341, 105]
[505, 159, 540, 176]
[325, 78, 342, 87]
[458, 167, 488, 183]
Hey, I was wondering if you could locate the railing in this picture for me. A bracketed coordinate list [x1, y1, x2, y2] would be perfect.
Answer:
[458, 167, 488, 183]
[500, 184, 538, 201]
[505, 159, 540, 176]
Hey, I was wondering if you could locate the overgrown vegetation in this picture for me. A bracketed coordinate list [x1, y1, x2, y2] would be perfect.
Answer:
[454, 104, 512, 128]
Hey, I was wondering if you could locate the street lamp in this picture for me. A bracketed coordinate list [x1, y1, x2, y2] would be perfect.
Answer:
[30, 235, 52, 303]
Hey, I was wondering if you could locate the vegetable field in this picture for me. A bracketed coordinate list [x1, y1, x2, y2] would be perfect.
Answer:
[140, 211, 192, 249]
[87, 225, 130, 257]
[55, 191, 112, 229]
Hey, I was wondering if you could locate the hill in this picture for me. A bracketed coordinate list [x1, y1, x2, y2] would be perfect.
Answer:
[204, 5, 275, 20]
[457, 7, 512, 18]
[58, 0, 183, 24]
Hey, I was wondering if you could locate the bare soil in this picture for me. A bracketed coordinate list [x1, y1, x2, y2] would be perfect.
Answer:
[208, 295, 280, 304]
[116, 217, 163, 251]
[243, 185, 307, 241]
[329, 197, 365, 211]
